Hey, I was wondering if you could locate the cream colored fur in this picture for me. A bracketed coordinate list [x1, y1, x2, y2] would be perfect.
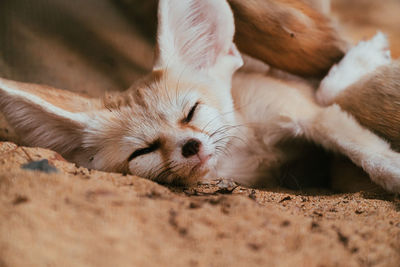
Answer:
[318, 32, 392, 105]
[0, 0, 400, 192]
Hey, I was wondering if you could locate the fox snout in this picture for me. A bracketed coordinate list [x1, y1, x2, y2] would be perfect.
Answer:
[182, 138, 201, 158]
[182, 138, 212, 164]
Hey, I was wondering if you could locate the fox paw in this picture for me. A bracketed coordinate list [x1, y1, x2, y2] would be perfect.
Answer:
[365, 151, 400, 193]
[317, 32, 392, 105]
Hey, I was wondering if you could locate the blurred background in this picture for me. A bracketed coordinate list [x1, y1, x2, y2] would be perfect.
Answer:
[332, 0, 400, 57]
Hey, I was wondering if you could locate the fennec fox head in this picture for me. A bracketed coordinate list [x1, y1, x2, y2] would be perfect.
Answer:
[0, 0, 243, 184]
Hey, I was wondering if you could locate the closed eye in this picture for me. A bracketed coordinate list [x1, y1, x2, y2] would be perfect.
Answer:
[182, 101, 199, 124]
[128, 140, 161, 161]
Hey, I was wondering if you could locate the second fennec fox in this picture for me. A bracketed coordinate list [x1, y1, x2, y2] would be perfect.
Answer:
[1, 0, 400, 192]
[318, 33, 400, 153]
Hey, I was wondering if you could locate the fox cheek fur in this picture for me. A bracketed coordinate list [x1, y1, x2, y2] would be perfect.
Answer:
[84, 72, 240, 184]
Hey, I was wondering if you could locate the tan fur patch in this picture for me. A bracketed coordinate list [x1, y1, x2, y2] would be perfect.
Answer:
[179, 123, 211, 136]
[335, 60, 400, 151]
[229, 0, 346, 78]
[102, 70, 164, 110]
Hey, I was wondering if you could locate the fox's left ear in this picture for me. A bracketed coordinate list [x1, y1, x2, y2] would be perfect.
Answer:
[0, 78, 101, 162]
[154, 0, 243, 78]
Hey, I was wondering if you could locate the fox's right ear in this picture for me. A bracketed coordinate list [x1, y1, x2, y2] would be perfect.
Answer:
[154, 0, 243, 77]
[0, 78, 101, 160]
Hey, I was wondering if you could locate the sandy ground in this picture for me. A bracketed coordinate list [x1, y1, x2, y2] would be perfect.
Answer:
[1, 142, 399, 267]
[1, 0, 400, 266]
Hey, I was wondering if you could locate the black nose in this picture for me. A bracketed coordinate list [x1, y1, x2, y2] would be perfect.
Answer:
[182, 139, 201, 158]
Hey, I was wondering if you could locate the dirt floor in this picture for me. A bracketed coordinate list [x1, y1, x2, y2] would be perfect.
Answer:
[1, 142, 399, 267]
[1, 0, 400, 266]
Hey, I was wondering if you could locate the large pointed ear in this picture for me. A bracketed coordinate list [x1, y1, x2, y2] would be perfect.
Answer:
[154, 0, 243, 76]
[0, 78, 101, 159]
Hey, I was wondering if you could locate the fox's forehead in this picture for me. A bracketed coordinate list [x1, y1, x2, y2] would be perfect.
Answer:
[97, 70, 205, 141]
[105, 69, 218, 114]
[131, 71, 202, 119]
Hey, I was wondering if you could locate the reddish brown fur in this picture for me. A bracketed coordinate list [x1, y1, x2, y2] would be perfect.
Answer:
[229, 0, 346, 78]
[179, 124, 210, 136]
[335, 60, 400, 151]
